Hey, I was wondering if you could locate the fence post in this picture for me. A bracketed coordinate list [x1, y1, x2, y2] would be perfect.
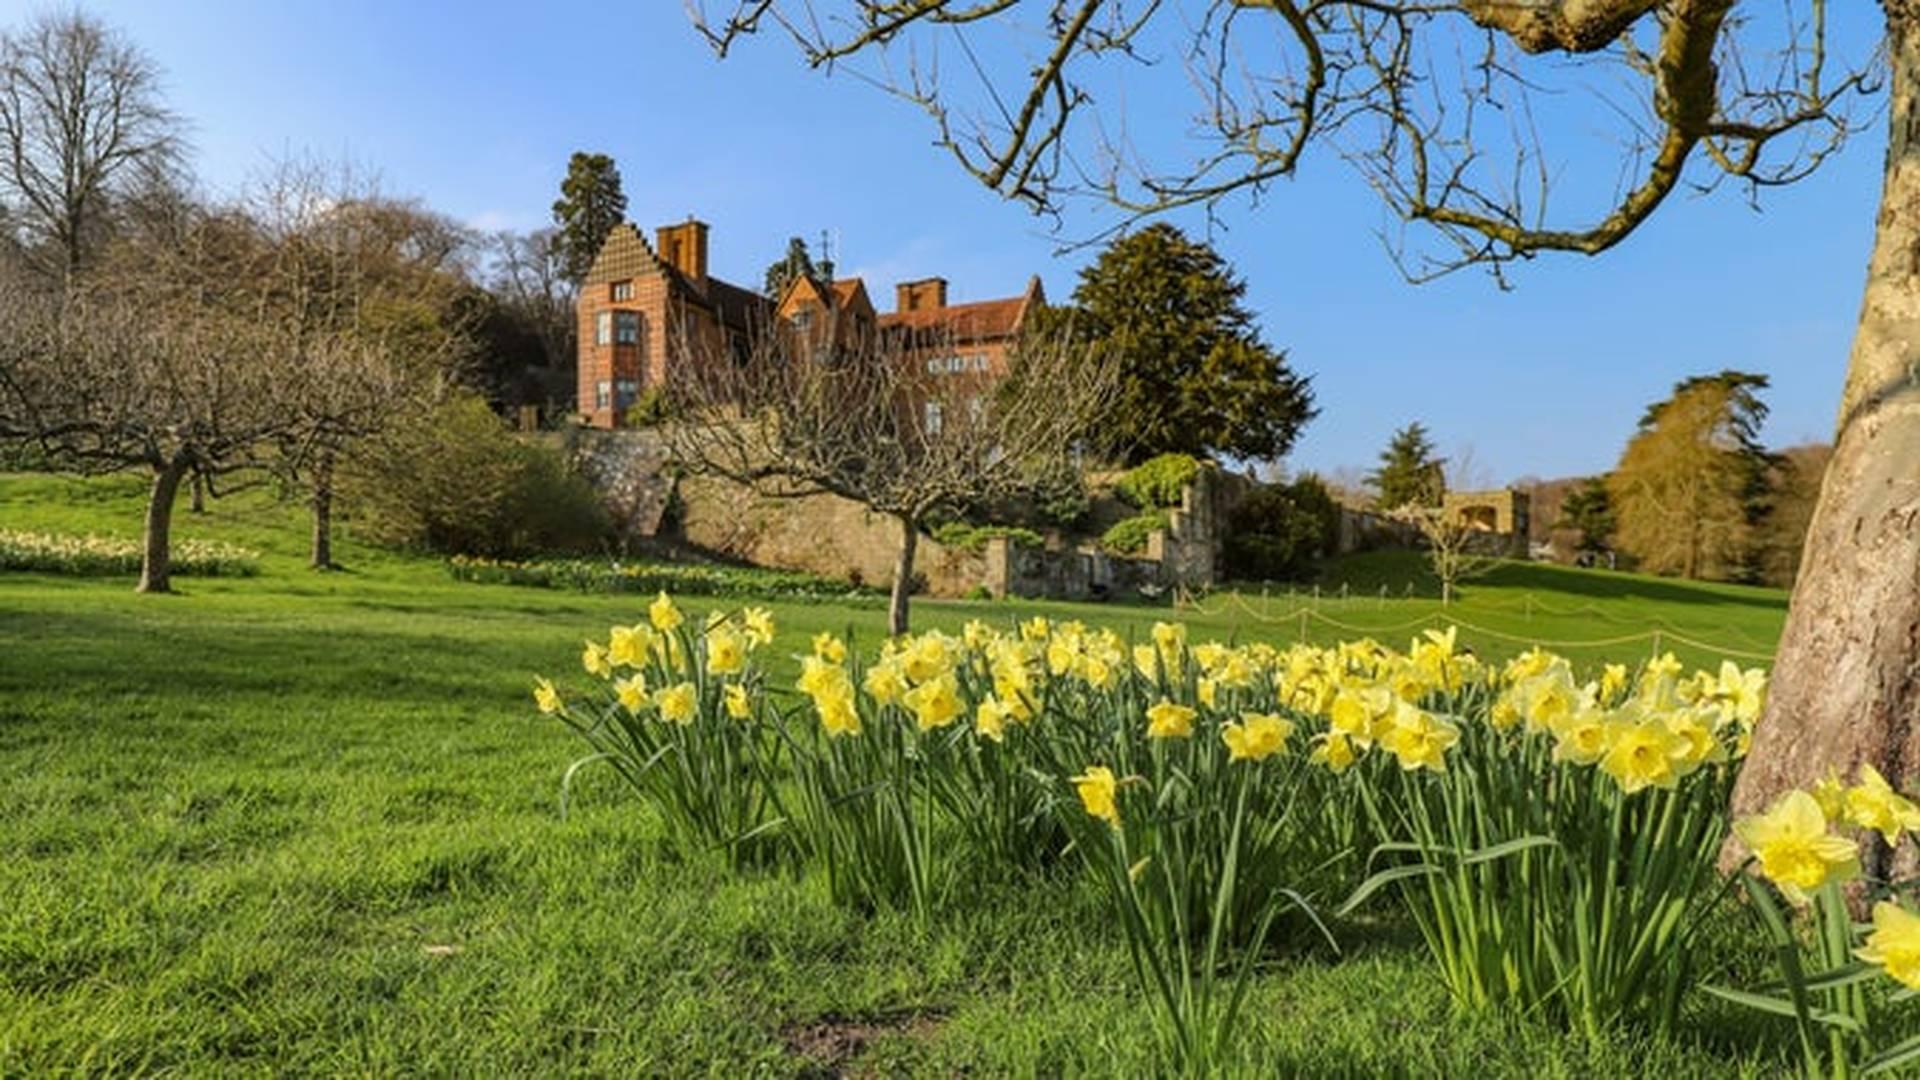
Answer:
[1298, 609, 1308, 644]
[1652, 629, 1664, 660]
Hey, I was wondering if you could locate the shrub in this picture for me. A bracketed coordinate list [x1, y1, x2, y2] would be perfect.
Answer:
[447, 554, 881, 603]
[344, 394, 610, 557]
[1224, 474, 1341, 581]
[624, 387, 674, 428]
[1102, 509, 1170, 555]
[931, 522, 1045, 553]
[0, 530, 259, 576]
[1117, 452, 1201, 509]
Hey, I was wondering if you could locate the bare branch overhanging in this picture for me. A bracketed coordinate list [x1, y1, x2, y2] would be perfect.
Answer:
[686, 0, 1881, 277]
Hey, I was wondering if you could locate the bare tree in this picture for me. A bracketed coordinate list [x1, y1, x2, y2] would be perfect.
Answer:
[686, 2, 1920, 864]
[666, 319, 1117, 634]
[0, 192, 392, 591]
[0, 9, 185, 283]
[487, 227, 577, 374]
[1391, 504, 1496, 605]
[244, 159, 474, 569]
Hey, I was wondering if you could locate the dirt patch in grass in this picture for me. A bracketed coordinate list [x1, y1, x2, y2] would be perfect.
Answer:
[781, 1008, 947, 1076]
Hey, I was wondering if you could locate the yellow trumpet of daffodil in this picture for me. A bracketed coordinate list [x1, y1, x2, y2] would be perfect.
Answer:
[582, 640, 612, 679]
[741, 607, 776, 648]
[614, 673, 647, 715]
[655, 682, 698, 725]
[1072, 765, 1120, 827]
[1857, 901, 1920, 989]
[1378, 702, 1457, 773]
[1733, 789, 1861, 905]
[1222, 712, 1294, 763]
[649, 591, 684, 633]
[533, 677, 562, 715]
[706, 627, 747, 676]
[903, 673, 963, 731]
[1844, 764, 1920, 845]
[1145, 699, 1197, 739]
[724, 684, 752, 721]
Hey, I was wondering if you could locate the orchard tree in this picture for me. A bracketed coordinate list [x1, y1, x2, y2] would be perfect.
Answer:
[551, 152, 627, 286]
[1370, 422, 1445, 510]
[0, 9, 185, 283]
[666, 323, 1117, 635]
[1028, 223, 1313, 463]
[686, 1, 1914, 852]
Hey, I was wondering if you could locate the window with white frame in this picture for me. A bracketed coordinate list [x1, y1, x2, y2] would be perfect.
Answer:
[615, 379, 640, 410]
[923, 400, 943, 436]
[614, 311, 640, 345]
[595, 311, 612, 346]
[611, 280, 634, 301]
[595, 380, 612, 409]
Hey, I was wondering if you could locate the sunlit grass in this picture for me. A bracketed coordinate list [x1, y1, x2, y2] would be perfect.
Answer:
[0, 473, 1790, 1073]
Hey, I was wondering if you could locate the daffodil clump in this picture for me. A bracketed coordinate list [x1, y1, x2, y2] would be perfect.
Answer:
[536, 605, 1786, 1054]
[1715, 768, 1920, 1076]
[535, 593, 787, 864]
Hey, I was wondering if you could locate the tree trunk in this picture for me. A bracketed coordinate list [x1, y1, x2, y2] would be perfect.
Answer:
[137, 457, 188, 594]
[190, 470, 206, 513]
[888, 514, 918, 636]
[311, 450, 335, 571]
[1731, 10, 1920, 877]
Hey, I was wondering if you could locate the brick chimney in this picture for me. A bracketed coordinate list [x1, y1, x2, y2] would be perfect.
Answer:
[895, 277, 948, 313]
[655, 218, 709, 284]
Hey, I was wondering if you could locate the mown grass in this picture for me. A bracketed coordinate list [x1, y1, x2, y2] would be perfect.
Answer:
[0, 473, 1793, 1075]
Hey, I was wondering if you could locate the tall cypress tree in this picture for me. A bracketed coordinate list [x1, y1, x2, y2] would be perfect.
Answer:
[551, 152, 627, 286]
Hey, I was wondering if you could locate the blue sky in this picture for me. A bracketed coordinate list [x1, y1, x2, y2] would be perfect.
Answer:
[8, 2, 1885, 483]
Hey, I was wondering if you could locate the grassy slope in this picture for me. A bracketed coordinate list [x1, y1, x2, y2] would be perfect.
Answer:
[0, 474, 1789, 1075]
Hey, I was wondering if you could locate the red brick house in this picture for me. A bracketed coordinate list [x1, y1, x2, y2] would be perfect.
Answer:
[576, 217, 1045, 429]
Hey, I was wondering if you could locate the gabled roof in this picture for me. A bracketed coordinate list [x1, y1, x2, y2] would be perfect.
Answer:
[878, 275, 1044, 344]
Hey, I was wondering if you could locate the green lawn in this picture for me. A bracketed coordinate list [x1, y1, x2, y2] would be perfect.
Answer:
[0, 473, 1793, 1075]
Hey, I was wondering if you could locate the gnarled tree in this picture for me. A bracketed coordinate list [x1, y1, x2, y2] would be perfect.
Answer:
[688, 1, 1915, 867]
[665, 317, 1117, 634]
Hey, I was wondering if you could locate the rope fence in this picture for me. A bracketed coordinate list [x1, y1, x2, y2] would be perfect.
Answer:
[1178, 588, 1778, 663]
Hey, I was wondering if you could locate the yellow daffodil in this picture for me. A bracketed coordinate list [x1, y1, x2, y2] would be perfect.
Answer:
[655, 681, 698, 725]
[862, 661, 907, 705]
[815, 688, 861, 736]
[1133, 643, 1160, 680]
[812, 632, 847, 664]
[1810, 768, 1848, 821]
[608, 624, 650, 668]
[1151, 621, 1185, 659]
[706, 627, 747, 676]
[1072, 765, 1120, 827]
[614, 673, 647, 715]
[797, 655, 846, 699]
[741, 607, 776, 647]
[533, 677, 562, 714]
[975, 697, 1012, 742]
[1329, 685, 1390, 748]
[1845, 764, 1920, 845]
[1020, 615, 1050, 642]
[1311, 731, 1358, 773]
[1222, 712, 1294, 763]
[1733, 790, 1861, 905]
[1857, 902, 1920, 989]
[582, 640, 612, 678]
[1378, 702, 1458, 773]
[724, 683, 752, 721]
[649, 591, 684, 633]
[903, 673, 963, 731]
[1197, 677, 1219, 709]
[1550, 708, 1610, 766]
[1599, 663, 1629, 703]
[1599, 715, 1684, 794]
[902, 633, 954, 683]
[1145, 699, 1196, 739]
